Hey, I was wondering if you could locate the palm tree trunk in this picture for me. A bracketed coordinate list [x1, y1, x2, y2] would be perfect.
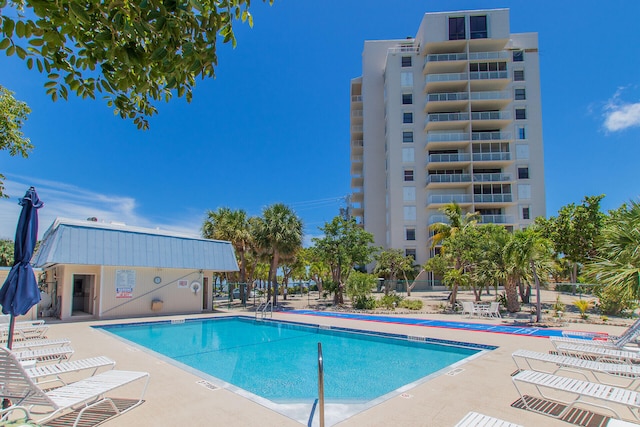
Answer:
[505, 277, 520, 312]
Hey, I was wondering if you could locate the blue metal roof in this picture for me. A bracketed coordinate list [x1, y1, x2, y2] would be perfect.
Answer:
[33, 218, 239, 271]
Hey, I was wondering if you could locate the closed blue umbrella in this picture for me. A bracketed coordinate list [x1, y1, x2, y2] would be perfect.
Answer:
[0, 187, 44, 349]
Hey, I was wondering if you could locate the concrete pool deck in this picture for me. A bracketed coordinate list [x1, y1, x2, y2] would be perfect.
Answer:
[35, 296, 634, 427]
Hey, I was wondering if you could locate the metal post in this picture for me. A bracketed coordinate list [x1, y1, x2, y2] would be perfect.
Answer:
[317, 342, 325, 427]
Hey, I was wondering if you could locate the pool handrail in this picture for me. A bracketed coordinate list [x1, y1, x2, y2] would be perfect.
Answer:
[318, 342, 325, 427]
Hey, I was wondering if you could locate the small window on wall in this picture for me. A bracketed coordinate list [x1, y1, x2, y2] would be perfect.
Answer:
[515, 88, 526, 100]
[403, 112, 413, 124]
[404, 169, 414, 181]
[405, 248, 417, 259]
[522, 206, 531, 220]
[470, 15, 487, 39]
[403, 131, 414, 143]
[518, 166, 529, 179]
[449, 16, 466, 40]
[513, 50, 524, 62]
[406, 228, 416, 241]
[515, 108, 527, 120]
[401, 56, 412, 67]
[517, 126, 526, 140]
[514, 70, 525, 81]
[402, 93, 413, 105]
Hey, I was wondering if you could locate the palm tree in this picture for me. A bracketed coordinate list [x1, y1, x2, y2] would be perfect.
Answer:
[503, 227, 553, 320]
[584, 200, 640, 302]
[253, 203, 303, 306]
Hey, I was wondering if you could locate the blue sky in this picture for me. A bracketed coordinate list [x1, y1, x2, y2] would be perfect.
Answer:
[1, 1, 640, 241]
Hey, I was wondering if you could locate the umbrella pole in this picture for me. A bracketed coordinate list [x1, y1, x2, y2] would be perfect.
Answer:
[6, 314, 15, 349]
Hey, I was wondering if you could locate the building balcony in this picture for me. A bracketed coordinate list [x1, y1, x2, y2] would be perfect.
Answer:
[424, 112, 470, 131]
[427, 153, 471, 169]
[428, 214, 449, 225]
[352, 109, 363, 118]
[424, 92, 469, 113]
[469, 70, 510, 91]
[428, 194, 472, 206]
[423, 52, 468, 74]
[351, 139, 363, 155]
[472, 152, 511, 162]
[425, 132, 470, 150]
[426, 174, 472, 188]
[473, 194, 513, 204]
[473, 173, 512, 183]
[351, 158, 363, 174]
[351, 207, 364, 217]
[351, 175, 363, 188]
[351, 125, 363, 133]
[351, 95, 362, 103]
[479, 214, 514, 224]
[425, 72, 468, 93]
[470, 90, 511, 110]
[470, 111, 512, 129]
[468, 51, 509, 61]
[471, 131, 511, 141]
[351, 191, 363, 203]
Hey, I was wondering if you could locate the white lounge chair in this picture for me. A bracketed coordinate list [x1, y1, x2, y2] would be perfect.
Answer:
[512, 349, 640, 389]
[512, 369, 640, 422]
[461, 301, 481, 318]
[555, 343, 640, 365]
[552, 320, 640, 350]
[25, 356, 116, 386]
[485, 302, 501, 318]
[11, 346, 75, 364]
[10, 337, 71, 350]
[0, 322, 49, 341]
[455, 411, 523, 427]
[0, 347, 149, 426]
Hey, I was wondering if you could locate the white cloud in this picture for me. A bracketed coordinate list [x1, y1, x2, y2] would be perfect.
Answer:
[603, 87, 640, 132]
[0, 175, 201, 240]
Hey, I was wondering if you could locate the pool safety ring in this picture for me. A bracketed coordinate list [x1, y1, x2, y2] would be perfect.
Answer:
[190, 281, 201, 293]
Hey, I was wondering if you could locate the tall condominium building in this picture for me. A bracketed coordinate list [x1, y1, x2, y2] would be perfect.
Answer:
[349, 8, 545, 268]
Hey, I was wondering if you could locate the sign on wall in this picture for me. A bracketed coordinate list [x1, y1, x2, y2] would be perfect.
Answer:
[115, 269, 136, 298]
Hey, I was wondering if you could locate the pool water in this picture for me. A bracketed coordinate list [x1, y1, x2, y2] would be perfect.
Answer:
[99, 317, 486, 404]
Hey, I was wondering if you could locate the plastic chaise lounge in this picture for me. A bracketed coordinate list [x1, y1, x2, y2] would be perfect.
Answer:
[512, 349, 640, 389]
[25, 356, 116, 386]
[0, 347, 149, 427]
[455, 411, 523, 427]
[555, 343, 640, 365]
[512, 369, 640, 422]
[10, 337, 71, 350]
[0, 322, 49, 341]
[11, 346, 75, 364]
[550, 320, 640, 350]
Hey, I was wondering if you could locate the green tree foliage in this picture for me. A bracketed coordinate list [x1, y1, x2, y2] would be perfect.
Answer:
[253, 203, 303, 305]
[0, 85, 32, 197]
[373, 249, 415, 295]
[312, 216, 377, 305]
[584, 200, 640, 313]
[345, 271, 376, 309]
[0, 0, 273, 129]
[0, 239, 14, 266]
[536, 195, 605, 283]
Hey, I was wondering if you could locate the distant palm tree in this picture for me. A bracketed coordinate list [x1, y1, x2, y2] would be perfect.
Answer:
[253, 203, 303, 306]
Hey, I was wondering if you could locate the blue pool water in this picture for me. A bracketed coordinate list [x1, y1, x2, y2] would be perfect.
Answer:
[98, 317, 488, 403]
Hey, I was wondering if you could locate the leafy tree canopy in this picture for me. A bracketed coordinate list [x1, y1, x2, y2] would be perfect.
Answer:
[0, 85, 32, 197]
[1, 0, 273, 129]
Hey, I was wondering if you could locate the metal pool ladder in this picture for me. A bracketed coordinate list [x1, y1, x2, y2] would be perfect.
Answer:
[307, 342, 325, 427]
[255, 300, 273, 319]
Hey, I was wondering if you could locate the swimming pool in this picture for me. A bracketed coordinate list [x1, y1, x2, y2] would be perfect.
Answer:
[97, 316, 494, 425]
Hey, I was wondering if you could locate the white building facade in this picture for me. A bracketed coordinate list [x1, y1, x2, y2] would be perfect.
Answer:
[350, 9, 545, 269]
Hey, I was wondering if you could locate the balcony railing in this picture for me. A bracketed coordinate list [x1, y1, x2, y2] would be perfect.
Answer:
[425, 52, 468, 62]
[351, 125, 363, 132]
[472, 152, 511, 162]
[468, 51, 509, 60]
[427, 174, 472, 184]
[426, 132, 470, 142]
[426, 92, 469, 102]
[352, 109, 363, 117]
[473, 173, 512, 182]
[428, 194, 472, 204]
[469, 71, 509, 80]
[352, 156, 363, 162]
[470, 90, 510, 101]
[351, 139, 364, 147]
[426, 112, 470, 123]
[426, 72, 468, 83]
[388, 45, 418, 54]
[471, 111, 511, 120]
[479, 214, 514, 224]
[351, 95, 362, 102]
[474, 194, 513, 203]
[429, 153, 471, 163]
[472, 131, 512, 141]
[429, 215, 449, 224]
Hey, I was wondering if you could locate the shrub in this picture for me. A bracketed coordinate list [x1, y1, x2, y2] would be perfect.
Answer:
[399, 299, 423, 310]
[353, 295, 377, 310]
[552, 295, 566, 316]
[594, 285, 638, 317]
[573, 299, 593, 319]
[378, 294, 404, 310]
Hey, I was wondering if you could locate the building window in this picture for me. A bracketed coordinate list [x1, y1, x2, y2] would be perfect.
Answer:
[403, 112, 413, 124]
[470, 15, 487, 39]
[515, 88, 526, 100]
[403, 206, 416, 221]
[513, 50, 524, 62]
[404, 169, 414, 181]
[405, 248, 417, 259]
[515, 108, 527, 120]
[403, 186, 416, 201]
[401, 56, 412, 67]
[402, 147, 415, 162]
[403, 131, 414, 143]
[449, 17, 465, 40]
[522, 206, 531, 220]
[518, 166, 529, 179]
[517, 126, 526, 140]
[514, 69, 525, 81]
[518, 184, 531, 200]
[406, 228, 416, 241]
[402, 93, 413, 105]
